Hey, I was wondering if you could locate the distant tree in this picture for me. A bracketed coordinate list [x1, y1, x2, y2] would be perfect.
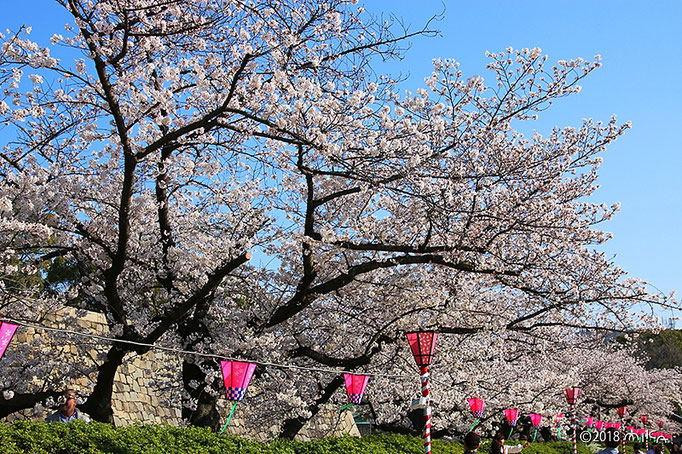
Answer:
[629, 330, 682, 370]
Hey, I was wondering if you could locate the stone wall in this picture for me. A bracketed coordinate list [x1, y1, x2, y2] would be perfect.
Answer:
[2, 308, 360, 439]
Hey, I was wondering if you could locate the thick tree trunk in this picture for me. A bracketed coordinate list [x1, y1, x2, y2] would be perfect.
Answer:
[279, 375, 344, 439]
[179, 308, 222, 430]
[80, 346, 126, 424]
[181, 357, 221, 430]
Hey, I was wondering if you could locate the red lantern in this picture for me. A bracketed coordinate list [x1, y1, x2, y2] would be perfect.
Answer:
[405, 330, 439, 454]
[0, 322, 18, 361]
[641, 414, 649, 425]
[617, 406, 627, 418]
[656, 420, 664, 429]
[595, 421, 604, 431]
[585, 416, 594, 428]
[343, 373, 369, 404]
[468, 398, 486, 418]
[220, 360, 256, 401]
[406, 331, 438, 367]
[564, 387, 580, 404]
[530, 413, 543, 428]
[505, 409, 520, 426]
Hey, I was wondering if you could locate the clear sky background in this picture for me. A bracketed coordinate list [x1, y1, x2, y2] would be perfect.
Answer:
[361, 0, 682, 319]
[3, 1, 681, 319]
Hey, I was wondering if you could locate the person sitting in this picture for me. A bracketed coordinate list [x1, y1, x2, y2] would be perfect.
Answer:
[464, 431, 482, 454]
[491, 432, 529, 454]
[45, 389, 90, 423]
[595, 428, 620, 454]
[646, 442, 665, 454]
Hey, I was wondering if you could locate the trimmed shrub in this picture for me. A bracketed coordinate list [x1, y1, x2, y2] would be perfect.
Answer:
[0, 422, 604, 454]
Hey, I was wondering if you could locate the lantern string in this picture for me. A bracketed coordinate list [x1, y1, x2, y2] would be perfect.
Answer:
[338, 403, 354, 412]
[220, 402, 238, 434]
[0, 317, 414, 380]
[532, 428, 538, 443]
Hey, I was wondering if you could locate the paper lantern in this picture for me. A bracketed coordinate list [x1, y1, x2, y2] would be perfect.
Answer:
[0, 322, 18, 361]
[468, 398, 485, 418]
[656, 420, 664, 429]
[505, 409, 520, 426]
[530, 413, 543, 428]
[626, 426, 634, 432]
[564, 387, 580, 405]
[595, 421, 604, 431]
[220, 360, 256, 401]
[585, 416, 594, 428]
[344, 373, 369, 405]
[640, 414, 649, 425]
[406, 331, 438, 367]
[617, 406, 627, 418]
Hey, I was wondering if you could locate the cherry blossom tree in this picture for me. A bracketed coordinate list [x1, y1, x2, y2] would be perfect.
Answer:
[0, 0, 678, 438]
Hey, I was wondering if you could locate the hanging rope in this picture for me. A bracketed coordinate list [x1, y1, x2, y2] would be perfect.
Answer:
[0, 317, 413, 380]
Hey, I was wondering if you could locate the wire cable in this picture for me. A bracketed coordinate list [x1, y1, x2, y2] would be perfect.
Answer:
[0, 317, 414, 380]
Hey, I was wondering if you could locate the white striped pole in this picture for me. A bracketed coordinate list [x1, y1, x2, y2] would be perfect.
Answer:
[421, 366, 431, 454]
[571, 403, 577, 454]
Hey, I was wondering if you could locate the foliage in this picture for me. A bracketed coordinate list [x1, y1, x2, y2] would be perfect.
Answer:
[628, 330, 682, 370]
[0, 421, 610, 454]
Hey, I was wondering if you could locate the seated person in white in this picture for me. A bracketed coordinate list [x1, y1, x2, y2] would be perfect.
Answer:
[491, 432, 529, 454]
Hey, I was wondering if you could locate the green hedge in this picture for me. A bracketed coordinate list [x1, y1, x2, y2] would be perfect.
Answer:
[0, 421, 606, 454]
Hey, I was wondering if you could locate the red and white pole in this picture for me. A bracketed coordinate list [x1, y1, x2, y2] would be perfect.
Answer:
[571, 404, 577, 454]
[420, 366, 432, 454]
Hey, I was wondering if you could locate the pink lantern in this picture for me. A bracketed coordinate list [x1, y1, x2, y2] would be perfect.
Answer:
[617, 406, 627, 418]
[468, 398, 485, 418]
[626, 426, 634, 432]
[641, 414, 649, 425]
[656, 420, 664, 429]
[0, 322, 18, 361]
[585, 416, 594, 428]
[220, 360, 256, 401]
[343, 373, 369, 405]
[564, 387, 580, 405]
[505, 409, 520, 426]
[530, 413, 543, 428]
[406, 331, 438, 367]
[595, 420, 604, 431]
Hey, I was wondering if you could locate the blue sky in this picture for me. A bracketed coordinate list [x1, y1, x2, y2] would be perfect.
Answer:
[3, 1, 681, 318]
[359, 0, 682, 312]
